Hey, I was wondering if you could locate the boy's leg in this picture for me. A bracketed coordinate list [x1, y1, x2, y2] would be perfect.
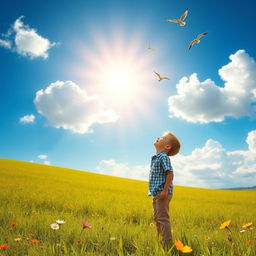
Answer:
[152, 195, 161, 236]
[155, 193, 173, 243]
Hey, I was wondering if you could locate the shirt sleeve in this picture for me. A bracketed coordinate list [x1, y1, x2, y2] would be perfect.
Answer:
[160, 154, 173, 172]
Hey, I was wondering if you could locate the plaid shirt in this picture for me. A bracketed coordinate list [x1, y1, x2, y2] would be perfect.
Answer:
[148, 152, 173, 196]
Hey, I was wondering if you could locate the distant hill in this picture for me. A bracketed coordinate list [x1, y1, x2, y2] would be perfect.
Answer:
[222, 185, 256, 190]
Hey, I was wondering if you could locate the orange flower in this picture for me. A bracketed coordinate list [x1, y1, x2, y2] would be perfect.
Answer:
[220, 220, 231, 229]
[174, 240, 184, 251]
[10, 222, 17, 227]
[77, 240, 81, 244]
[0, 244, 9, 250]
[242, 222, 253, 229]
[31, 239, 40, 244]
[245, 240, 252, 245]
[174, 240, 192, 253]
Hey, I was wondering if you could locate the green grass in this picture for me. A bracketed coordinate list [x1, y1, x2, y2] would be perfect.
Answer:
[0, 158, 255, 255]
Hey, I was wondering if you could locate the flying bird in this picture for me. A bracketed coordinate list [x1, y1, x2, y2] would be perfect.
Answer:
[154, 71, 170, 82]
[189, 32, 208, 50]
[167, 8, 189, 26]
[147, 44, 155, 51]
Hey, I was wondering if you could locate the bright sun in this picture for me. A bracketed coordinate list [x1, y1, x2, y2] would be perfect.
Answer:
[73, 31, 156, 112]
[98, 61, 141, 104]
[103, 66, 135, 96]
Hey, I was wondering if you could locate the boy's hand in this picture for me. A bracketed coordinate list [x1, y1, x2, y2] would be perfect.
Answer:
[159, 190, 168, 199]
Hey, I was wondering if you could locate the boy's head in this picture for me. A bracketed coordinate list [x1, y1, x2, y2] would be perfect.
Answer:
[154, 131, 180, 156]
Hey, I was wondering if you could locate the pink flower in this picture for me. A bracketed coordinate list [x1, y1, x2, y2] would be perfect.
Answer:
[82, 219, 91, 229]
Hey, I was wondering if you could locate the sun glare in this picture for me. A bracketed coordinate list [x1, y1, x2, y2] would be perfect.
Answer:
[73, 31, 157, 116]
[99, 62, 141, 103]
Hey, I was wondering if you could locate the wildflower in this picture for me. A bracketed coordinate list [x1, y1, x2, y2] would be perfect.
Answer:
[82, 220, 91, 229]
[220, 220, 231, 229]
[0, 244, 9, 250]
[31, 239, 40, 244]
[50, 223, 60, 230]
[56, 220, 65, 225]
[77, 240, 81, 244]
[10, 222, 17, 227]
[240, 230, 246, 233]
[149, 222, 154, 228]
[110, 237, 116, 241]
[245, 240, 252, 245]
[174, 240, 192, 253]
[242, 222, 253, 229]
[14, 238, 22, 241]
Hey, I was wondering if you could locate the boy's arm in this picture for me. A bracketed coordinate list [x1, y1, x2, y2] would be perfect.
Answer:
[159, 171, 173, 199]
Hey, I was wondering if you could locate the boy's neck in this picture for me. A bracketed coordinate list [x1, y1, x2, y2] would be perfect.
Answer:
[156, 149, 168, 155]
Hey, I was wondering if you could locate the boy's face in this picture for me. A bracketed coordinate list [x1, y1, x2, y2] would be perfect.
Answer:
[154, 134, 171, 152]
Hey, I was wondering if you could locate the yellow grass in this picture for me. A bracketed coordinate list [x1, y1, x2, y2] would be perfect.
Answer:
[0, 158, 255, 255]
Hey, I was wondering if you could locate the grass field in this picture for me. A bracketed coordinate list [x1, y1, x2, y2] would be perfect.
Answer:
[0, 158, 255, 255]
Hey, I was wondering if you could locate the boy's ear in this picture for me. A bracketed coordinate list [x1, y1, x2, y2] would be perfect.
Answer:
[165, 144, 171, 150]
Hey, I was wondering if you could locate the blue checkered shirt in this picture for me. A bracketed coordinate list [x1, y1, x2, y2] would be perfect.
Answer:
[148, 152, 173, 196]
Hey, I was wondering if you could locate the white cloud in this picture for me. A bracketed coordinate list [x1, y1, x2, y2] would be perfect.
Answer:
[95, 159, 149, 180]
[171, 130, 256, 188]
[19, 114, 35, 124]
[37, 154, 48, 160]
[34, 80, 119, 134]
[0, 16, 56, 58]
[44, 160, 51, 165]
[168, 50, 256, 123]
[95, 130, 256, 188]
[0, 39, 11, 49]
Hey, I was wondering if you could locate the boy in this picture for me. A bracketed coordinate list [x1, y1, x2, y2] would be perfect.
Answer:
[148, 131, 180, 248]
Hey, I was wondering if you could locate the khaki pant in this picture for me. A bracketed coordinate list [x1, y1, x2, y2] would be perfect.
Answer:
[152, 193, 173, 243]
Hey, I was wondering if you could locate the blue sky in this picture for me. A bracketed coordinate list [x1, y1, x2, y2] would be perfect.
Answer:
[1, 0, 256, 188]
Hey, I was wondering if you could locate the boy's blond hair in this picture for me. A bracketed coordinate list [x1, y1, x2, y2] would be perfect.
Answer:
[164, 131, 181, 156]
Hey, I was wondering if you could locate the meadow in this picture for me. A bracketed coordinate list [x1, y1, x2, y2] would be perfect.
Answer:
[0, 158, 255, 256]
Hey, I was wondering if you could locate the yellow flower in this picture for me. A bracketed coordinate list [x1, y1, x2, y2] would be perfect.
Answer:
[149, 222, 154, 228]
[242, 222, 253, 229]
[220, 220, 231, 229]
[14, 238, 22, 241]
[182, 245, 193, 253]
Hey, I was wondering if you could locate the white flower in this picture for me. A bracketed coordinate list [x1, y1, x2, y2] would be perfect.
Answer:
[56, 220, 65, 225]
[110, 237, 116, 241]
[240, 230, 246, 233]
[50, 223, 60, 230]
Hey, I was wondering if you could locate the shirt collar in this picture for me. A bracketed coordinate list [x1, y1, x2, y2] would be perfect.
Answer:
[151, 151, 168, 158]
